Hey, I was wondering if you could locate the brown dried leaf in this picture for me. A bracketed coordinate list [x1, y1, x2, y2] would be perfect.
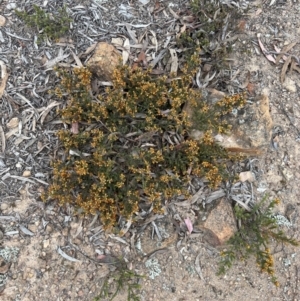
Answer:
[280, 55, 292, 83]
[257, 34, 276, 63]
[291, 59, 300, 73]
[137, 51, 146, 63]
[0, 261, 11, 274]
[247, 82, 256, 95]
[134, 50, 148, 69]
[237, 19, 247, 32]
[154, 0, 161, 12]
[275, 42, 297, 65]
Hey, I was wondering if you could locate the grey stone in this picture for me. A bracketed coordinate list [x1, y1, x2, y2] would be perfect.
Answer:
[87, 42, 121, 81]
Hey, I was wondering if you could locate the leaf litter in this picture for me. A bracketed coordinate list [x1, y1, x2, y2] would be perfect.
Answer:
[257, 34, 299, 83]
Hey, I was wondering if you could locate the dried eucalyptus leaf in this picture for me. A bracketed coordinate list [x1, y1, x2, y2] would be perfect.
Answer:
[57, 247, 81, 262]
[280, 55, 292, 83]
[19, 225, 34, 236]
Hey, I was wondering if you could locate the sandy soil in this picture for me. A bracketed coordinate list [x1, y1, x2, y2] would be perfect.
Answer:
[0, 0, 300, 300]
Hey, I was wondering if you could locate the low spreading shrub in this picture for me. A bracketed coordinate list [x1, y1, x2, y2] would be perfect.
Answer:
[42, 55, 245, 229]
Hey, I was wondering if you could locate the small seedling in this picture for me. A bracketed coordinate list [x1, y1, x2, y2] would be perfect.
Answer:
[15, 5, 72, 42]
[94, 258, 143, 301]
[218, 196, 299, 286]
[177, 0, 243, 70]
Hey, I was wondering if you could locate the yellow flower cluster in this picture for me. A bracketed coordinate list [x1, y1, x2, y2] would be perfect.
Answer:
[257, 248, 279, 287]
[202, 130, 214, 146]
[74, 160, 89, 176]
[202, 161, 222, 187]
[73, 67, 92, 87]
[216, 93, 246, 115]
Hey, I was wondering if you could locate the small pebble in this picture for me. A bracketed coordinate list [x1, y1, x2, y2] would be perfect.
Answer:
[22, 170, 31, 177]
[0, 15, 6, 27]
[0, 203, 8, 210]
[6, 2, 17, 10]
[27, 224, 38, 233]
[45, 225, 53, 234]
[43, 239, 50, 249]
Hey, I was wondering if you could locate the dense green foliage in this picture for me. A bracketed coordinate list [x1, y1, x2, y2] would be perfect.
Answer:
[15, 5, 71, 42]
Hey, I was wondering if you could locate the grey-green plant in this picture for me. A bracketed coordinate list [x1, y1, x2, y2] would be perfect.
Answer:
[15, 5, 72, 42]
[218, 196, 299, 286]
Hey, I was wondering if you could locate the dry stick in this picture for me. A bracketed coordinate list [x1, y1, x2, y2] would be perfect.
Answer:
[293, 266, 299, 300]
